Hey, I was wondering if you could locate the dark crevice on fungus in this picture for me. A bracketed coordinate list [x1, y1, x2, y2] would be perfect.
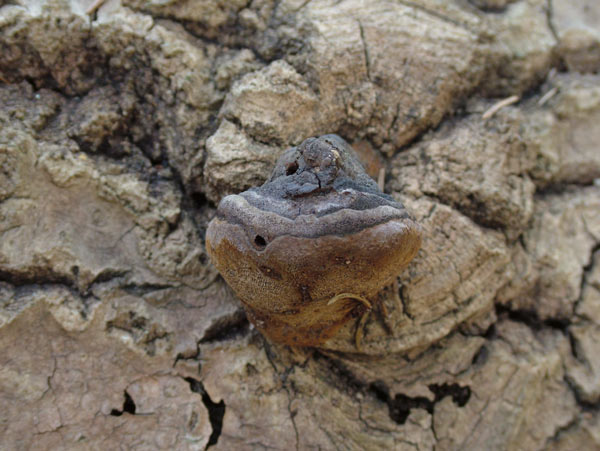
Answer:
[254, 235, 267, 248]
[185, 377, 225, 449]
[285, 161, 299, 175]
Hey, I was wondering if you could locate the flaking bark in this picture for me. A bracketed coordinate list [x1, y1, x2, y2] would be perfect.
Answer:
[0, 0, 599, 449]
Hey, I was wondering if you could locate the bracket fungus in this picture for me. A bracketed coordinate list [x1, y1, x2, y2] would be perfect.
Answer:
[206, 135, 422, 348]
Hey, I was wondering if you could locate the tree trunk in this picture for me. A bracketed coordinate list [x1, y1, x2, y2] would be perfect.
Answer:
[1, 0, 599, 449]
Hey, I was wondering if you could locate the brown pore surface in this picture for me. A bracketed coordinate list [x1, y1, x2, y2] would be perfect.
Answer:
[206, 215, 422, 346]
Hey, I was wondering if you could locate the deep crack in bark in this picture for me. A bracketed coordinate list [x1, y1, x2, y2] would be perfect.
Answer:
[185, 377, 226, 450]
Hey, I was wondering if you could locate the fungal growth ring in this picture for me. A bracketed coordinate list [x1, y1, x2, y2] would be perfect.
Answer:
[206, 135, 422, 347]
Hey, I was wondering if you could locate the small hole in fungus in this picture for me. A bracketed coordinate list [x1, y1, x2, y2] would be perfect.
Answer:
[254, 235, 267, 247]
[286, 162, 299, 176]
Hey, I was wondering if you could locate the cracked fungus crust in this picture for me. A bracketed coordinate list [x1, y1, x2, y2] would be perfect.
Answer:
[206, 135, 422, 347]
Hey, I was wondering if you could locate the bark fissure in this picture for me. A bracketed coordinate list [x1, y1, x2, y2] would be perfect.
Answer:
[185, 377, 226, 450]
[1, 0, 599, 448]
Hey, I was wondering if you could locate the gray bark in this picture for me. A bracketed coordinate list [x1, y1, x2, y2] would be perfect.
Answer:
[0, 0, 599, 449]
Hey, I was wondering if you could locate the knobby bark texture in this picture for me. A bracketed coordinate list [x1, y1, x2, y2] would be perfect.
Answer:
[0, 0, 599, 449]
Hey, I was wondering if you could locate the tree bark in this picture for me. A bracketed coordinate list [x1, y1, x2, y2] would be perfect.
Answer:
[0, 0, 599, 449]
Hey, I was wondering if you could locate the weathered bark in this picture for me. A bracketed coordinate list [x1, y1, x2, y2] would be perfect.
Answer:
[0, 0, 599, 449]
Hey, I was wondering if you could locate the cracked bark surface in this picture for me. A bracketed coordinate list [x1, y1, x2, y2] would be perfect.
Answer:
[0, 0, 599, 449]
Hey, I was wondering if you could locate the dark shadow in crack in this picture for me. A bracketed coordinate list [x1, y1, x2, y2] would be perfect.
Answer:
[371, 380, 471, 425]
[186, 377, 226, 449]
[110, 390, 136, 416]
